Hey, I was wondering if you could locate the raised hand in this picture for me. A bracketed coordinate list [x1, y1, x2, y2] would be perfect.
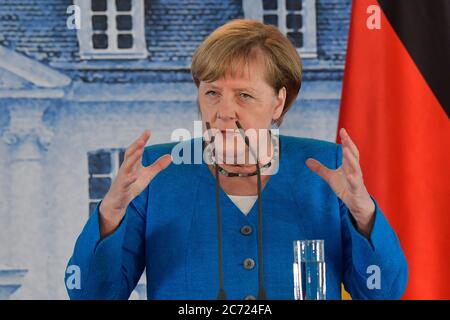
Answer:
[305, 128, 375, 238]
[99, 130, 172, 238]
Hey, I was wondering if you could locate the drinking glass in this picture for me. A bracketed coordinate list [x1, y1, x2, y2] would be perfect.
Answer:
[293, 239, 326, 300]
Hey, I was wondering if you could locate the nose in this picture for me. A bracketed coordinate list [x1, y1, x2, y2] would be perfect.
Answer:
[216, 95, 237, 123]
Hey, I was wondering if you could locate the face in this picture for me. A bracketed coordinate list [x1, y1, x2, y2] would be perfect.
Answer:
[198, 54, 286, 164]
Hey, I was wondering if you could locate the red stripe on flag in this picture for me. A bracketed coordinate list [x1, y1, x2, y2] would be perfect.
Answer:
[338, 0, 450, 299]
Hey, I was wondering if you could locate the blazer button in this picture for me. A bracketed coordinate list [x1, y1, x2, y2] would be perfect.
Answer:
[243, 258, 255, 270]
[244, 295, 256, 300]
[240, 225, 252, 236]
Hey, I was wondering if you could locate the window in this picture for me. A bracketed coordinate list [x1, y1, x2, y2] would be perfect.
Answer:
[243, 0, 317, 58]
[87, 148, 125, 215]
[75, 0, 147, 59]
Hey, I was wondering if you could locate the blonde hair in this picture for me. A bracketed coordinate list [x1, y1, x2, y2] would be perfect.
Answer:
[191, 19, 302, 126]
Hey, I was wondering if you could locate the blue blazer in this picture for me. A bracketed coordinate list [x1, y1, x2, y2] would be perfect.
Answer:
[65, 135, 408, 299]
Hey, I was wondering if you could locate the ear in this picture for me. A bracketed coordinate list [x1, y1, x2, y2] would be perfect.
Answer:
[272, 87, 286, 121]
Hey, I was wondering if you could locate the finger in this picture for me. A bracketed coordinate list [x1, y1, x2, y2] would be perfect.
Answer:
[122, 172, 139, 190]
[305, 158, 334, 183]
[342, 147, 362, 176]
[346, 173, 362, 191]
[345, 147, 362, 175]
[123, 148, 143, 173]
[125, 130, 151, 158]
[341, 147, 352, 176]
[340, 128, 359, 160]
[142, 154, 172, 182]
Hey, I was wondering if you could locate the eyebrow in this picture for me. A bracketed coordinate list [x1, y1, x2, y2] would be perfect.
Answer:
[204, 84, 257, 93]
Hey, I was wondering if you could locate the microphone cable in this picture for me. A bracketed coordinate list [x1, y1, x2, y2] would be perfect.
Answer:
[205, 121, 267, 300]
[205, 121, 227, 300]
[235, 120, 266, 300]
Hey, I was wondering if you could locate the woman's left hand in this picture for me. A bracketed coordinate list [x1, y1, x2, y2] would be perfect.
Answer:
[305, 128, 375, 238]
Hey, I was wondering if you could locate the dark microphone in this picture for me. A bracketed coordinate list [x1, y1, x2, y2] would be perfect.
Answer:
[205, 121, 267, 300]
[235, 120, 267, 300]
[205, 121, 227, 300]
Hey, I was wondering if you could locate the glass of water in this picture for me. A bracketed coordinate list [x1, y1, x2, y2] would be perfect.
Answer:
[293, 240, 326, 300]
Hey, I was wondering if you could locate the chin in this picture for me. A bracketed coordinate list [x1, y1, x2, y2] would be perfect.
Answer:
[215, 148, 247, 165]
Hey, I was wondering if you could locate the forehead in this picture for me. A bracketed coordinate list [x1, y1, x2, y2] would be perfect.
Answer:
[200, 56, 269, 89]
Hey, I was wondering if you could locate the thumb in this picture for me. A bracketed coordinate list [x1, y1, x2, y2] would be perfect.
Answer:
[305, 158, 333, 183]
[143, 154, 172, 182]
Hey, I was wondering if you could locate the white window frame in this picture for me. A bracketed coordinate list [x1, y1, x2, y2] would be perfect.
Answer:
[74, 0, 148, 60]
[243, 0, 317, 58]
[88, 148, 123, 210]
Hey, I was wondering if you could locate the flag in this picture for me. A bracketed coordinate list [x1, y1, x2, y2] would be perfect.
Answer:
[338, 0, 450, 299]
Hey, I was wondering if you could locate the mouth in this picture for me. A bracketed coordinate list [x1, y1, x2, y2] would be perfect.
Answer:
[219, 129, 241, 138]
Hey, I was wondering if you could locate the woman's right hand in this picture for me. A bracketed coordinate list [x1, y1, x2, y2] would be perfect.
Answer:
[99, 129, 172, 238]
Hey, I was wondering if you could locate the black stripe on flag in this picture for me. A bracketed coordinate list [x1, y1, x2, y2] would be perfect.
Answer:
[378, 0, 450, 118]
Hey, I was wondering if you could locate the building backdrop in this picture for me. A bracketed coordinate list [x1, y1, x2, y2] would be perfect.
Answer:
[0, 0, 351, 299]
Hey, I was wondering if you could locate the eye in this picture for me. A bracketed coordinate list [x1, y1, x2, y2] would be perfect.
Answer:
[205, 90, 217, 97]
[239, 92, 253, 100]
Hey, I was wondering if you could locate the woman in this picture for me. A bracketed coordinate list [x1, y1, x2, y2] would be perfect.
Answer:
[65, 19, 408, 300]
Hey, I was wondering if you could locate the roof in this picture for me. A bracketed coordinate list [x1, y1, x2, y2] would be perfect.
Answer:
[0, 0, 350, 84]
